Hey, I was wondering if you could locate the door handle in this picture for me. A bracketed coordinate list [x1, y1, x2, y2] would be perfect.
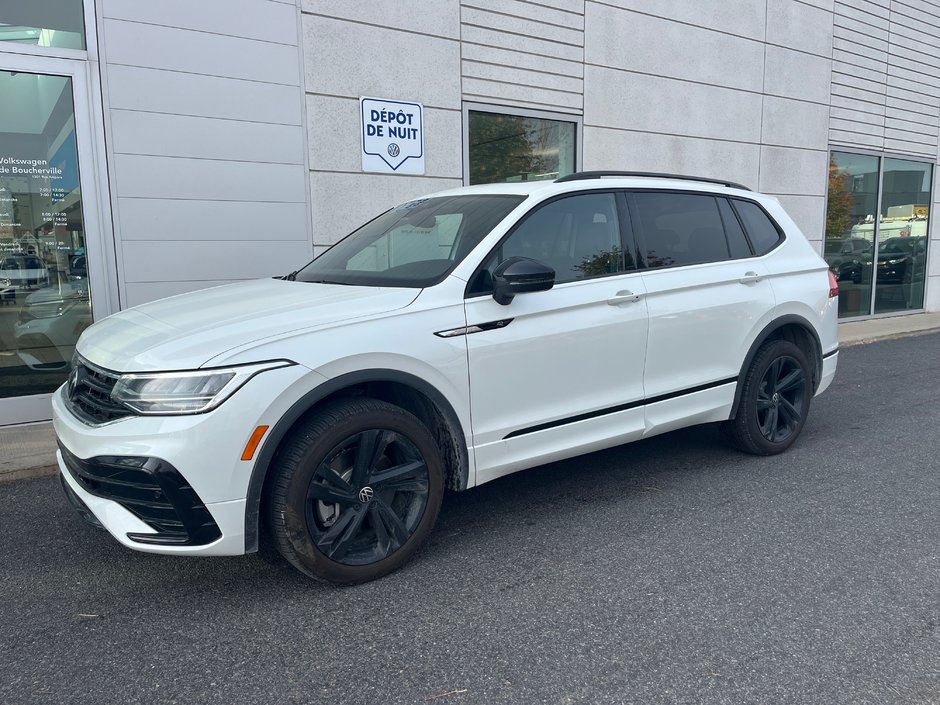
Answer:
[739, 271, 762, 284]
[607, 290, 642, 305]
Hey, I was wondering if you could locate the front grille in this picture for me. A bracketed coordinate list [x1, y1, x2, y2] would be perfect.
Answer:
[59, 444, 222, 546]
[65, 358, 133, 425]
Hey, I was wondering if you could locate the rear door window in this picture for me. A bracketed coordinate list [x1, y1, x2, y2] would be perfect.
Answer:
[630, 192, 731, 268]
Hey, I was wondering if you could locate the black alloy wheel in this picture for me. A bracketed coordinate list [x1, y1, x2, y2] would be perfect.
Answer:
[267, 398, 444, 584]
[304, 429, 430, 565]
[755, 355, 806, 443]
[724, 338, 812, 456]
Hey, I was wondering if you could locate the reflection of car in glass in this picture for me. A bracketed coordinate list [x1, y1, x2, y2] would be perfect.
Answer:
[13, 281, 92, 370]
[825, 237, 872, 284]
[876, 236, 926, 284]
[0, 277, 15, 305]
[0, 254, 49, 287]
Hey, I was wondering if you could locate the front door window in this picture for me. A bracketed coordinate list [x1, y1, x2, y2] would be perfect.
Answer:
[0, 70, 91, 399]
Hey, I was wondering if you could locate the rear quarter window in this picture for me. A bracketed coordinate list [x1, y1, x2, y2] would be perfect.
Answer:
[731, 200, 783, 255]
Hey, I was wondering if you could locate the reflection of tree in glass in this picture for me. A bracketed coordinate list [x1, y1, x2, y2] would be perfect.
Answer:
[573, 246, 623, 277]
[469, 113, 563, 184]
[645, 251, 675, 268]
[826, 159, 853, 241]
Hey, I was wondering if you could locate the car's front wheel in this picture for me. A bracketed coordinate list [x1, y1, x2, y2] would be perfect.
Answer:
[724, 339, 812, 455]
[266, 398, 443, 584]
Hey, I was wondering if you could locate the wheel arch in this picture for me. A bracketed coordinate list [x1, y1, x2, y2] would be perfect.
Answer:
[729, 315, 823, 420]
[243, 369, 469, 553]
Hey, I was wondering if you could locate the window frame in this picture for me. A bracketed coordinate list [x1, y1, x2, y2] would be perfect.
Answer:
[462, 102, 583, 186]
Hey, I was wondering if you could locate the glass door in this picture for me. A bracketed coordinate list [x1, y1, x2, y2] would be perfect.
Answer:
[0, 56, 107, 425]
[824, 151, 933, 319]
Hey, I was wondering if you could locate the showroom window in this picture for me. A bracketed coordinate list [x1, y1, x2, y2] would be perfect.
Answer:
[466, 107, 577, 185]
[825, 152, 932, 318]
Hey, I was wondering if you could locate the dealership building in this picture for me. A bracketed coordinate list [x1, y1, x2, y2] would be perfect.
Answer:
[1, 0, 938, 425]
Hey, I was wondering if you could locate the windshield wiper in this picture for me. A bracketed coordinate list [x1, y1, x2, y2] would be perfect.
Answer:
[303, 278, 351, 285]
[282, 270, 299, 281]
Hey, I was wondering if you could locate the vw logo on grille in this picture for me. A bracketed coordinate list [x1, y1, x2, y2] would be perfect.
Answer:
[358, 486, 374, 503]
[67, 365, 83, 397]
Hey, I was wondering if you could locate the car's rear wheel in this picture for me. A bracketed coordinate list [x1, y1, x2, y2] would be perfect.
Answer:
[266, 398, 443, 584]
[724, 339, 812, 455]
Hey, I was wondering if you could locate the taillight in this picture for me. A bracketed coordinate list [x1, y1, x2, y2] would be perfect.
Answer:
[828, 270, 839, 298]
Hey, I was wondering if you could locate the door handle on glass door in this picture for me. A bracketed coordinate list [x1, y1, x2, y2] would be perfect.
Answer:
[607, 290, 642, 305]
[739, 272, 762, 284]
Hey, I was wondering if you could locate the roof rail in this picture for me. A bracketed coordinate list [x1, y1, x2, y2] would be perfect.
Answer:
[555, 171, 751, 191]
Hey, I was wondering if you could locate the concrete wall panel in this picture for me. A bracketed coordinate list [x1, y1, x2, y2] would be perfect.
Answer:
[585, 4, 764, 93]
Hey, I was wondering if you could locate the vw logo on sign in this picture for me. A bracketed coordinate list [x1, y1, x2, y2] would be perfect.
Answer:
[358, 486, 374, 503]
[387, 143, 400, 158]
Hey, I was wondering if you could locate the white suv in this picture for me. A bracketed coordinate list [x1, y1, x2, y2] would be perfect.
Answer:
[54, 172, 839, 584]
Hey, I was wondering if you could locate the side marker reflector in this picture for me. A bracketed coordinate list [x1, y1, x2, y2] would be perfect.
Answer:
[241, 425, 270, 461]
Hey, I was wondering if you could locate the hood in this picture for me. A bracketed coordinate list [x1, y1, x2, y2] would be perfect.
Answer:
[78, 279, 419, 371]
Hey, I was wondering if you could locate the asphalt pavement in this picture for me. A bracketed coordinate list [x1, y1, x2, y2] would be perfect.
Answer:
[2, 333, 939, 705]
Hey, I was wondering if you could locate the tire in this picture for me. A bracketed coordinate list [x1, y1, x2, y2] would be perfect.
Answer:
[266, 398, 444, 584]
[723, 339, 812, 456]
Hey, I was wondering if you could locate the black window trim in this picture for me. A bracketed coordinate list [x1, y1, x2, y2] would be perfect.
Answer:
[463, 188, 640, 299]
[624, 188, 787, 272]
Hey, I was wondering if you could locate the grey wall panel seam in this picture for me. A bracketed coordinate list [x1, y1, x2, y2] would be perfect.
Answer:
[582, 124, 829, 151]
[98, 17, 298, 47]
[461, 3, 586, 31]
[586, 0, 765, 44]
[475, 0, 585, 18]
[109, 107, 302, 127]
[763, 41, 837, 59]
[461, 38, 584, 63]
[461, 94, 582, 113]
[301, 13, 461, 43]
[111, 151, 304, 166]
[305, 92, 463, 113]
[835, 0, 889, 13]
[462, 75, 583, 97]
[459, 21, 582, 48]
[584, 63, 797, 101]
[119, 196, 307, 203]
[103, 63, 300, 87]
[462, 57, 585, 82]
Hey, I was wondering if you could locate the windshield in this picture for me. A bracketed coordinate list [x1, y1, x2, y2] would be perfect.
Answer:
[296, 194, 526, 287]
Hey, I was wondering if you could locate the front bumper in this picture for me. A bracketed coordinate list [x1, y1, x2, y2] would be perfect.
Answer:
[52, 362, 312, 556]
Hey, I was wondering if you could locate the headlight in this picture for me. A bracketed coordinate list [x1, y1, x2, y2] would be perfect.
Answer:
[111, 360, 294, 415]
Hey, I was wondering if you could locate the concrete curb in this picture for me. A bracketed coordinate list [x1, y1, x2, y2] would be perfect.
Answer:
[840, 326, 940, 347]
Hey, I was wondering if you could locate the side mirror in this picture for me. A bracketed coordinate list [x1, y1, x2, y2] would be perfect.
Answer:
[492, 257, 555, 305]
